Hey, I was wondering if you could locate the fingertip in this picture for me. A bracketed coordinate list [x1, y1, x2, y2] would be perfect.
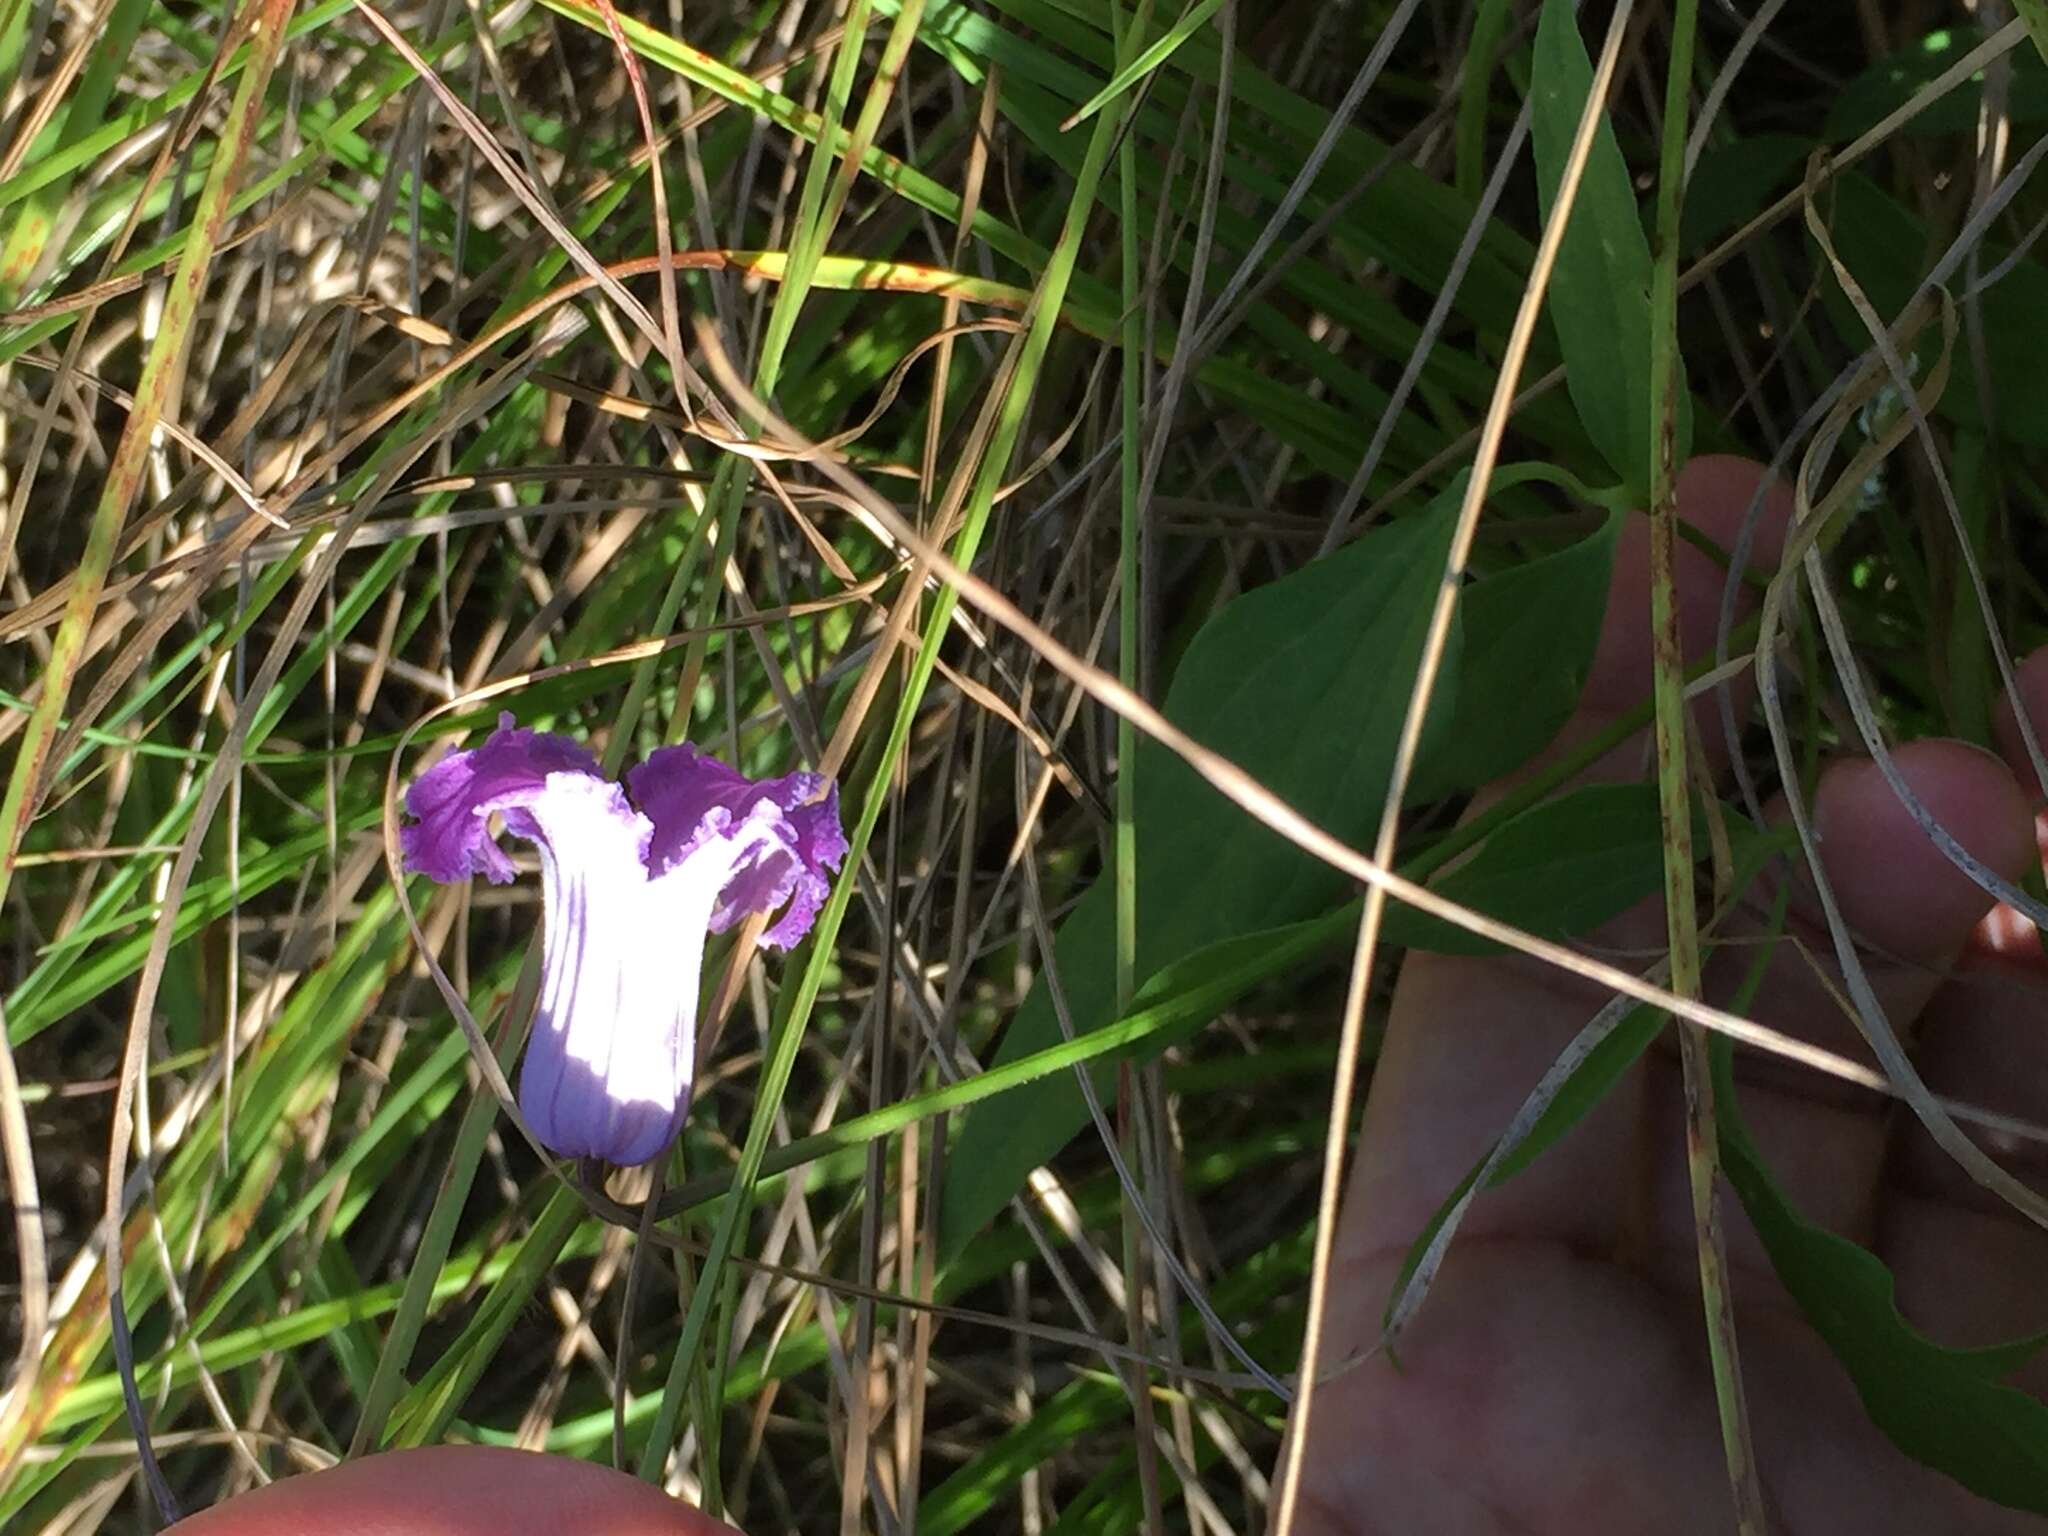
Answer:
[1969, 809, 2048, 963]
[1811, 740, 2034, 964]
[1991, 647, 2048, 798]
[163, 1446, 741, 1536]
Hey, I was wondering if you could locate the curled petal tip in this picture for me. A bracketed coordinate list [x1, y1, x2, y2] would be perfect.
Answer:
[399, 720, 604, 885]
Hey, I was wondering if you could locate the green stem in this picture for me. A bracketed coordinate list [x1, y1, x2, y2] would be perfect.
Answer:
[1112, 4, 1167, 1529]
[1647, 0, 1765, 1528]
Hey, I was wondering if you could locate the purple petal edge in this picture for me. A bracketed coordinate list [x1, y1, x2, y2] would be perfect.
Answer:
[627, 745, 847, 949]
[400, 713, 606, 884]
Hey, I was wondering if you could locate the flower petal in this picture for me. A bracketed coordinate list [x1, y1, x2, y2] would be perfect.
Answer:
[628, 746, 847, 950]
[747, 791, 847, 949]
[400, 715, 605, 884]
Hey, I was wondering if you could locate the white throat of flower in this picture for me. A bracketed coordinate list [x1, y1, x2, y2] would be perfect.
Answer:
[516, 774, 769, 1165]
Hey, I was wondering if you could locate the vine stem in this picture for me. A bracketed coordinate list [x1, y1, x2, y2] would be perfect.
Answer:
[1648, 0, 1768, 1528]
[1268, 3, 1640, 1531]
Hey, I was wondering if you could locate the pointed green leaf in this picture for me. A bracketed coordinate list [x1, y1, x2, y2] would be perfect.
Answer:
[1718, 1040, 2048, 1511]
[1530, 0, 1689, 495]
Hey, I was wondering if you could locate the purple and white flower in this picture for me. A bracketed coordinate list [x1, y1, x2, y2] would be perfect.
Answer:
[401, 715, 847, 1166]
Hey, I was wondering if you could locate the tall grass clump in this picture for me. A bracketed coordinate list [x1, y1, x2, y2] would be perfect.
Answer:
[3, 2, 2048, 1532]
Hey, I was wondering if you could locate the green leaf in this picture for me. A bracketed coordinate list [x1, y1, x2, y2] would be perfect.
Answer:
[1529, 0, 1689, 496]
[1818, 173, 2048, 448]
[1384, 782, 1674, 955]
[1421, 506, 1620, 793]
[1823, 26, 2048, 143]
[385, 1185, 585, 1448]
[1717, 1040, 2048, 1512]
[1063, 0, 1228, 128]
[0, 0, 151, 305]
[1680, 133, 1808, 256]
[2024, 2, 2048, 68]
[920, 1379, 1121, 1536]
[659, 905, 1352, 1220]
[937, 485, 1465, 1259]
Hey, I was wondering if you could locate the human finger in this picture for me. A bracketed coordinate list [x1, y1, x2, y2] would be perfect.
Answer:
[1883, 646, 2048, 1385]
[1881, 950, 2048, 1392]
[1647, 741, 2035, 1277]
[1475, 452, 1794, 810]
[1971, 645, 2048, 960]
[162, 1445, 742, 1536]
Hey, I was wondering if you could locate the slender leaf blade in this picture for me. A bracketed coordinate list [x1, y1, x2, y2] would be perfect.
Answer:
[1529, 0, 1689, 496]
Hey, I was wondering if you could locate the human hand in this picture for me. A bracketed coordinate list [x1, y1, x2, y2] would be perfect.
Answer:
[1293, 456, 2048, 1532]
